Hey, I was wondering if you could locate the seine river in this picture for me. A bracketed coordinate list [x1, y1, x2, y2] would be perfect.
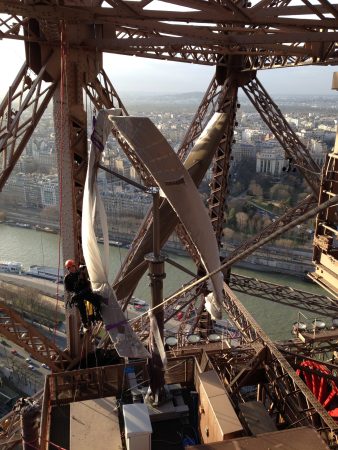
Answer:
[0, 224, 329, 341]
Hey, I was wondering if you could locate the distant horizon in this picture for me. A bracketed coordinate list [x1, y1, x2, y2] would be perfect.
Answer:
[0, 88, 336, 99]
[0, 40, 336, 98]
[117, 90, 337, 97]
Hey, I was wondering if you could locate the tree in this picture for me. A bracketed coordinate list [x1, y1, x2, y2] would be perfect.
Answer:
[248, 180, 263, 197]
[235, 212, 249, 231]
[222, 227, 235, 241]
[262, 216, 272, 228]
[235, 158, 256, 190]
[269, 184, 291, 201]
[228, 198, 246, 212]
[226, 208, 237, 227]
[247, 213, 262, 234]
[231, 181, 244, 196]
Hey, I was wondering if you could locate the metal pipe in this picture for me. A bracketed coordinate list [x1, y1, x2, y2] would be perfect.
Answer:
[145, 188, 166, 405]
[152, 189, 160, 258]
[136, 193, 338, 315]
[98, 163, 148, 192]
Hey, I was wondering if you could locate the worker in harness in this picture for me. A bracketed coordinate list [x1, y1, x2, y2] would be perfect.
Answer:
[64, 259, 102, 331]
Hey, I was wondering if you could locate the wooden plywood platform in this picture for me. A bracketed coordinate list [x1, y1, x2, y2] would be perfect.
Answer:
[70, 396, 122, 450]
[186, 427, 330, 450]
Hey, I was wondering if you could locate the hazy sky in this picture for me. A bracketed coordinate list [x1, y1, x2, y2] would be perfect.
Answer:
[0, 39, 336, 96]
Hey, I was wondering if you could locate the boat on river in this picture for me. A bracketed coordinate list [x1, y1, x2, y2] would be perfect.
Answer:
[0, 261, 23, 274]
[97, 237, 124, 247]
[34, 225, 58, 234]
[26, 265, 64, 283]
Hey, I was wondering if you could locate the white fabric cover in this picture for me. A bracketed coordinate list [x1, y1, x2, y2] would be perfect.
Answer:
[82, 109, 150, 359]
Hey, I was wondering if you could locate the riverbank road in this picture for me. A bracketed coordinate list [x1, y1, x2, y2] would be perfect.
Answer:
[0, 272, 66, 345]
[0, 272, 64, 299]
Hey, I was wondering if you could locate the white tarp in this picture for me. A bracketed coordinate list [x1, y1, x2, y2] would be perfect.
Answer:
[82, 109, 150, 359]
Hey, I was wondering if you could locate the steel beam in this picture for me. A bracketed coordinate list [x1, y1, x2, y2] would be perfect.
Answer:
[0, 62, 57, 190]
[208, 74, 239, 247]
[279, 343, 338, 365]
[0, 300, 72, 371]
[178, 75, 220, 161]
[1, 1, 337, 30]
[221, 283, 338, 446]
[222, 195, 317, 267]
[243, 77, 321, 196]
[229, 273, 338, 318]
[85, 69, 155, 187]
[0, 2, 337, 70]
[54, 37, 93, 355]
[0, 15, 31, 41]
[132, 195, 338, 338]
[1, 1, 337, 29]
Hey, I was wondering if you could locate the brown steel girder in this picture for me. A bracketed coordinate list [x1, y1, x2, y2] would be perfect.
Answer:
[221, 283, 338, 446]
[279, 342, 338, 365]
[1, 0, 337, 30]
[207, 77, 239, 247]
[87, 69, 335, 346]
[229, 272, 338, 318]
[84, 67, 127, 114]
[222, 195, 318, 267]
[131, 266, 338, 341]
[0, 61, 58, 190]
[243, 77, 321, 197]
[0, 4, 336, 444]
[178, 75, 221, 161]
[0, 1, 337, 70]
[85, 69, 155, 187]
[0, 300, 72, 372]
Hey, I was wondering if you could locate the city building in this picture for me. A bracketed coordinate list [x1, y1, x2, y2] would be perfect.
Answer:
[256, 146, 287, 176]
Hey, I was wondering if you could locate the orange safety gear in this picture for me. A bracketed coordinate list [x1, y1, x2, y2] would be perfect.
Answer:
[65, 259, 76, 269]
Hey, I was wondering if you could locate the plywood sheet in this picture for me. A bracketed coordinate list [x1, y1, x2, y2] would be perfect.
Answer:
[186, 427, 330, 450]
[70, 396, 122, 450]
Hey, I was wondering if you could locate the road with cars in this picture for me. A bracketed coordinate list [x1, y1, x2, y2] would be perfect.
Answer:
[0, 273, 68, 395]
[0, 337, 50, 395]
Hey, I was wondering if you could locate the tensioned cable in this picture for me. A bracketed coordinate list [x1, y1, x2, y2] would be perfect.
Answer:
[127, 193, 338, 325]
[53, 20, 67, 345]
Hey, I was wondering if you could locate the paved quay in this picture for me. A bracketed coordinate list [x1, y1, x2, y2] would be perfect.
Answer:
[0, 272, 64, 300]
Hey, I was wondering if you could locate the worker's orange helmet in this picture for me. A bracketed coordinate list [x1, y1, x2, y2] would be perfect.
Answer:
[65, 259, 76, 269]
